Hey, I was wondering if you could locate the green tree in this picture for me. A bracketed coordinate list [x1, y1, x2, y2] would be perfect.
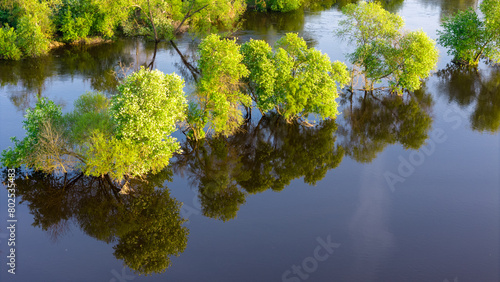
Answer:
[188, 34, 250, 139]
[241, 33, 350, 123]
[103, 68, 187, 180]
[1, 68, 187, 183]
[17, 14, 50, 57]
[58, 8, 92, 43]
[438, 0, 500, 66]
[337, 1, 438, 94]
[0, 0, 58, 38]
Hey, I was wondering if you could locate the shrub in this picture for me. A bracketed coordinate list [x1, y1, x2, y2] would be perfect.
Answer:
[16, 15, 49, 57]
[0, 25, 22, 60]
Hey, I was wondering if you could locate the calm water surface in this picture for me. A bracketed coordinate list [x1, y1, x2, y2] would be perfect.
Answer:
[0, 0, 499, 281]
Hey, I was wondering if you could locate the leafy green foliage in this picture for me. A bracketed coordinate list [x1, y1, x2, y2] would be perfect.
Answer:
[190, 34, 250, 138]
[65, 91, 113, 145]
[270, 0, 302, 12]
[16, 15, 50, 57]
[0, 24, 21, 60]
[107, 68, 187, 179]
[388, 30, 440, 93]
[54, 0, 130, 41]
[186, 0, 246, 35]
[58, 7, 92, 43]
[337, 1, 438, 93]
[437, 9, 486, 65]
[0, 0, 58, 37]
[241, 33, 350, 122]
[241, 38, 277, 113]
[438, 0, 500, 65]
[123, 0, 246, 41]
[0, 0, 244, 58]
[0, 98, 63, 169]
[251, 0, 302, 12]
[1, 68, 187, 182]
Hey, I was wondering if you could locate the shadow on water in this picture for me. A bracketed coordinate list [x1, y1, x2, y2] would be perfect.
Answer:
[4, 168, 188, 275]
[436, 64, 500, 133]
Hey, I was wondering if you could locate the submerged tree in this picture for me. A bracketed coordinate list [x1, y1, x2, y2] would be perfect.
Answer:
[437, 0, 500, 66]
[187, 34, 250, 139]
[241, 33, 350, 124]
[1, 68, 187, 184]
[337, 1, 438, 94]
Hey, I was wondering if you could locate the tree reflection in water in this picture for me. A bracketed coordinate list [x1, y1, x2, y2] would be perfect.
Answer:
[173, 113, 345, 221]
[7, 168, 188, 275]
[338, 90, 434, 163]
[437, 64, 500, 133]
[0, 41, 134, 112]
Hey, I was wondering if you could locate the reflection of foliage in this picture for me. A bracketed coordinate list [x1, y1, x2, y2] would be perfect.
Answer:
[308, 0, 404, 12]
[437, 65, 500, 132]
[175, 137, 250, 221]
[416, 0, 479, 20]
[236, 114, 344, 193]
[7, 168, 188, 275]
[240, 9, 307, 40]
[338, 90, 433, 163]
[113, 188, 188, 274]
[173, 114, 344, 221]
[242, 9, 303, 31]
[0, 40, 133, 111]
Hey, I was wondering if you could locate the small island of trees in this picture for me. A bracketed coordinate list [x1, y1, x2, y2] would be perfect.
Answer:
[1, 1, 452, 186]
